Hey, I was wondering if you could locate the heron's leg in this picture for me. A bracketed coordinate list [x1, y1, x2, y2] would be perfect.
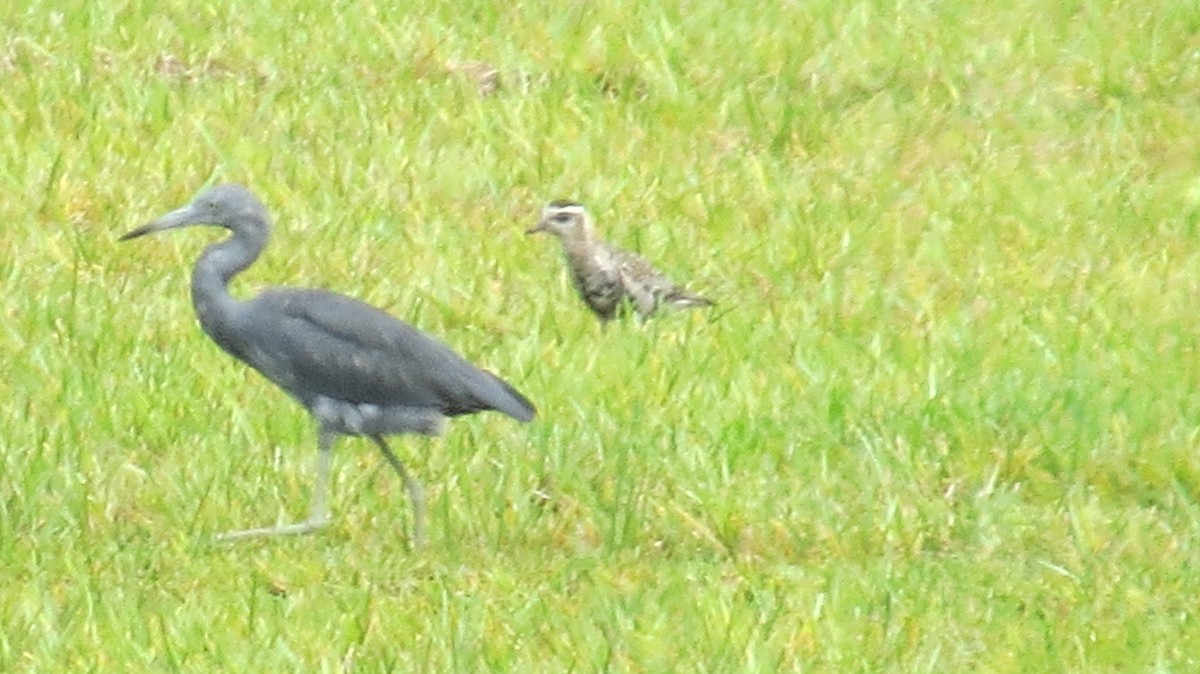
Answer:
[306, 428, 335, 526]
[216, 429, 337, 542]
[370, 435, 426, 548]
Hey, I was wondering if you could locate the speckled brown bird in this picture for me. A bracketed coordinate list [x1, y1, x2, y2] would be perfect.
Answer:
[527, 201, 713, 322]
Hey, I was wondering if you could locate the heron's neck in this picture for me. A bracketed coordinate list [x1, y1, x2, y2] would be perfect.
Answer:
[191, 230, 266, 341]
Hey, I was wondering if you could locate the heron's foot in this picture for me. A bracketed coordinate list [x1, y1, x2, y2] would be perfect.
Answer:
[215, 516, 330, 542]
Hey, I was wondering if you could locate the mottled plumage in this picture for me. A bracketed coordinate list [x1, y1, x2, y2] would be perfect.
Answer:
[121, 184, 534, 546]
[527, 201, 714, 322]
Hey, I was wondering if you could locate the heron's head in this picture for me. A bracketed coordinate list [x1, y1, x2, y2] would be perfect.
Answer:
[526, 200, 591, 240]
[120, 184, 270, 242]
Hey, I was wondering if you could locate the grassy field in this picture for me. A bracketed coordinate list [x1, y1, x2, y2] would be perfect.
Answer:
[3, 0, 1200, 670]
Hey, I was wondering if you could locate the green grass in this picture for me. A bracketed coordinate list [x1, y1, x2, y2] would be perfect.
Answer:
[3, 0, 1200, 670]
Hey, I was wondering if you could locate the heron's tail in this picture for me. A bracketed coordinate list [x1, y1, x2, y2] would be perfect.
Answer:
[480, 371, 536, 423]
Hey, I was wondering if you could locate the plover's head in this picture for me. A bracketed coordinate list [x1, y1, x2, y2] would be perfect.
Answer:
[526, 200, 592, 239]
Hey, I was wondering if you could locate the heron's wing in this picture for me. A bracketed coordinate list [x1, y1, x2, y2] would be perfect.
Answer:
[230, 288, 534, 421]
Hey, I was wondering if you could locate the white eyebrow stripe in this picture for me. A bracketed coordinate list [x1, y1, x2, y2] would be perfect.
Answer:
[547, 205, 587, 217]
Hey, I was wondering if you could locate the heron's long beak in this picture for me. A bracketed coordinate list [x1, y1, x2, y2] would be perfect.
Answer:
[119, 202, 205, 241]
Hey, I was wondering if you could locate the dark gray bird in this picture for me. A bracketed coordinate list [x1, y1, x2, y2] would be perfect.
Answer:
[527, 201, 714, 322]
[120, 184, 535, 546]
